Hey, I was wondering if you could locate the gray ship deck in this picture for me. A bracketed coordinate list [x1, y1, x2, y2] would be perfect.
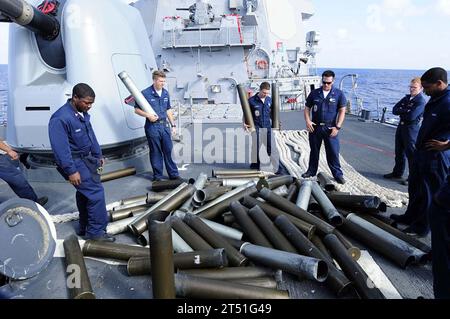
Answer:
[0, 111, 433, 300]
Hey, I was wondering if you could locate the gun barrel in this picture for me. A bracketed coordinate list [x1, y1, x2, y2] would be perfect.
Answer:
[0, 0, 59, 40]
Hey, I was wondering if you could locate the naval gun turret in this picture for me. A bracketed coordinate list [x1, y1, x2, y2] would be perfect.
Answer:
[132, 0, 321, 112]
[0, 0, 157, 177]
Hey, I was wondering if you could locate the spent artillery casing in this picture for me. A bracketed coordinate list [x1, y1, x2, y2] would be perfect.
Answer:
[311, 182, 344, 226]
[212, 169, 260, 177]
[241, 196, 316, 239]
[101, 167, 136, 183]
[174, 210, 243, 241]
[119, 71, 157, 116]
[326, 194, 382, 214]
[296, 180, 312, 210]
[201, 218, 244, 241]
[148, 211, 175, 299]
[195, 181, 258, 220]
[127, 249, 228, 276]
[121, 194, 148, 206]
[323, 234, 385, 299]
[310, 235, 334, 264]
[259, 188, 335, 235]
[215, 173, 265, 179]
[271, 83, 281, 130]
[171, 216, 213, 251]
[194, 185, 230, 204]
[286, 183, 299, 203]
[139, 230, 191, 250]
[248, 206, 297, 253]
[274, 215, 353, 296]
[111, 200, 148, 212]
[359, 214, 431, 256]
[221, 178, 259, 188]
[109, 205, 149, 222]
[309, 195, 321, 211]
[182, 213, 248, 267]
[129, 183, 195, 236]
[229, 277, 278, 290]
[333, 229, 361, 261]
[150, 179, 185, 192]
[175, 274, 289, 299]
[172, 230, 194, 253]
[372, 214, 398, 228]
[317, 172, 336, 192]
[258, 175, 294, 191]
[178, 267, 275, 280]
[237, 84, 256, 133]
[107, 212, 144, 235]
[342, 214, 427, 267]
[63, 235, 95, 299]
[225, 237, 246, 250]
[179, 172, 208, 212]
[230, 201, 273, 248]
[240, 243, 328, 283]
[272, 185, 289, 197]
[83, 240, 150, 261]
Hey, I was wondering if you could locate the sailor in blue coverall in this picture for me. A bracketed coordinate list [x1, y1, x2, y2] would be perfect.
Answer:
[302, 70, 348, 184]
[245, 82, 275, 170]
[431, 174, 450, 299]
[384, 78, 426, 184]
[391, 68, 450, 238]
[0, 139, 47, 205]
[48, 83, 114, 241]
[134, 71, 179, 181]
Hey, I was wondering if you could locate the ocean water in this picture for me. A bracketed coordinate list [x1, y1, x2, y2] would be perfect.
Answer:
[0, 64, 7, 125]
[320, 68, 430, 122]
[0, 65, 437, 124]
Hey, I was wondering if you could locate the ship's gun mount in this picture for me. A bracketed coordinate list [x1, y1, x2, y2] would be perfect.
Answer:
[0, 0, 60, 40]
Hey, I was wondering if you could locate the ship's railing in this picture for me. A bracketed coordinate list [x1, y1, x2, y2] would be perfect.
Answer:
[0, 90, 7, 126]
[162, 25, 257, 48]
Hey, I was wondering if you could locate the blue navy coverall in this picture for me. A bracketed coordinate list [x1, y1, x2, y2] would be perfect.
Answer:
[403, 88, 450, 235]
[391, 93, 426, 177]
[305, 87, 348, 178]
[431, 174, 450, 299]
[139, 85, 179, 180]
[0, 154, 38, 202]
[249, 93, 272, 168]
[48, 101, 108, 238]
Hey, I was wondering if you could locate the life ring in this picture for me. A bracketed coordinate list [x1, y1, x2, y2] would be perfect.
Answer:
[256, 60, 268, 70]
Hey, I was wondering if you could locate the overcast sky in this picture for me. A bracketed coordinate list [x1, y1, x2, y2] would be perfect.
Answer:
[1, 0, 449, 70]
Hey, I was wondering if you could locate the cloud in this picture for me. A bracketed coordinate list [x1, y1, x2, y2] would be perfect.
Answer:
[337, 28, 349, 40]
[437, 0, 450, 15]
[366, 4, 386, 32]
[382, 0, 426, 16]
[366, 0, 430, 33]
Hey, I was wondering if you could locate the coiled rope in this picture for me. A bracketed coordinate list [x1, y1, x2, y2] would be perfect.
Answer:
[275, 130, 409, 208]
